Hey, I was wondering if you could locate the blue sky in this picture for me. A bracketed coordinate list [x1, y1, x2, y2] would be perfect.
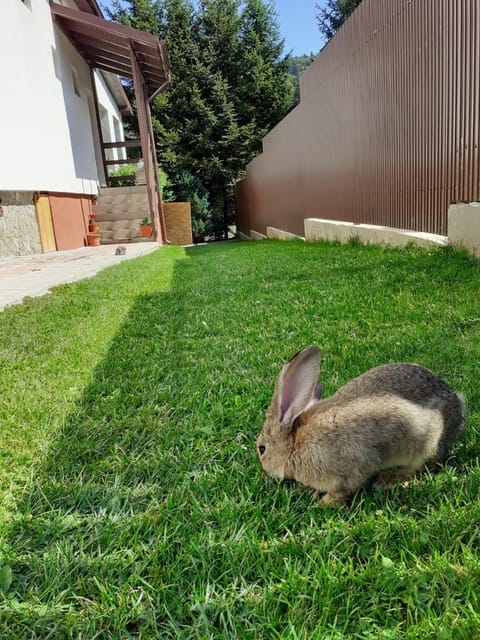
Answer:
[101, 1, 327, 58]
[275, 0, 325, 56]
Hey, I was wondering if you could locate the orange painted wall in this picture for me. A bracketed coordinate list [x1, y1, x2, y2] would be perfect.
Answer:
[49, 194, 92, 250]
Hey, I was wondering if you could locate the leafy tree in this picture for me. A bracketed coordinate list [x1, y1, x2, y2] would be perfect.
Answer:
[287, 54, 316, 106]
[316, 0, 362, 40]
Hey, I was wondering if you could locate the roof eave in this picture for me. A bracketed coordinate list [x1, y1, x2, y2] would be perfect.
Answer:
[100, 71, 133, 117]
[51, 2, 171, 99]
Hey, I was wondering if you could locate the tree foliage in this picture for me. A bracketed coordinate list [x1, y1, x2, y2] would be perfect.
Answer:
[287, 54, 316, 106]
[110, 0, 291, 240]
[315, 0, 362, 40]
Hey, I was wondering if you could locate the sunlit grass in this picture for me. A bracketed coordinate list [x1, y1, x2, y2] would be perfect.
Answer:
[0, 239, 479, 638]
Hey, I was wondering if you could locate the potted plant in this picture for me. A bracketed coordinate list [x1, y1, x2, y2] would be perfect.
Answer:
[140, 217, 153, 237]
[91, 194, 98, 206]
[86, 221, 101, 247]
[88, 213, 97, 232]
[86, 232, 100, 246]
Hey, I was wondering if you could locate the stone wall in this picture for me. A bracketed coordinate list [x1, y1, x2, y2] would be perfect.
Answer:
[0, 191, 42, 257]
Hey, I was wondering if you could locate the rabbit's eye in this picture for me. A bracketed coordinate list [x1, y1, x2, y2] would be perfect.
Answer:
[258, 445, 266, 456]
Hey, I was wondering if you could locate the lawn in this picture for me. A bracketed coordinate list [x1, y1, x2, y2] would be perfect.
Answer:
[0, 239, 479, 638]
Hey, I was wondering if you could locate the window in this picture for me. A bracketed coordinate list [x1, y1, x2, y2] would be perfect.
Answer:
[72, 67, 81, 98]
[51, 47, 61, 80]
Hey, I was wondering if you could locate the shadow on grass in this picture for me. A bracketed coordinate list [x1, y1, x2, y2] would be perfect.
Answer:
[2, 241, 480, 638]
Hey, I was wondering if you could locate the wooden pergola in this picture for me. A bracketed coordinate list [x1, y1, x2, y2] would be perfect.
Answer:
[51, 2, 171, 243]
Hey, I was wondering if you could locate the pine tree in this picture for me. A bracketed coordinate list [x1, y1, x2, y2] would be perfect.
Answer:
[238, 0, 292, 147]
[110, 0, 291, 241]
[109, 0, 161, 33]
[316, 0, 362, 40]
[191, 0, 259, 238]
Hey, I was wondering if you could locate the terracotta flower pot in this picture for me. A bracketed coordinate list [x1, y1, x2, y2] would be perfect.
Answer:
[86, 233, 101, 247]
[140, 224, 153, 238]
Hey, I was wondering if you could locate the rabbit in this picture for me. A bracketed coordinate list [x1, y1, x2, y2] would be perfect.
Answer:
[256, 345, 465, 506]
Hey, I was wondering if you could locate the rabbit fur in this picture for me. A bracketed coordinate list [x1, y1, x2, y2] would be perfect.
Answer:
[256, 346, 465, 505]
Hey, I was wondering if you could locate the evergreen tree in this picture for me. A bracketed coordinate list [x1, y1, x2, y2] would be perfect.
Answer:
[110, 0, 161, 34]
[237, 0, 292, 150]
[110, 0, 291, 241]
[192, 0, 254, 238]
[316, 0, 362, 40]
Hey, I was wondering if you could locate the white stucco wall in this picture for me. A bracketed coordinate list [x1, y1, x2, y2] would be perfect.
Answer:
[95, 72, 127, 163]
[0, 0, 124, 195]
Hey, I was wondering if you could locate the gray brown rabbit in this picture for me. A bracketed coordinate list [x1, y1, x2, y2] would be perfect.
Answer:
[256, 346, 465, 506]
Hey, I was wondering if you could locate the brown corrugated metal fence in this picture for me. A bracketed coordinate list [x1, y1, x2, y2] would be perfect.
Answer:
[235, 0, 480, 238]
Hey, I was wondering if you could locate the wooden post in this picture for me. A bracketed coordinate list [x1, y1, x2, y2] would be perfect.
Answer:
[145, 96, 168, 243]
[130, 44, 166, 244]
[90, 67, 109, 188]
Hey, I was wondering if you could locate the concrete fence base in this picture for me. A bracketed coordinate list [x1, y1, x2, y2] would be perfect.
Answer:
[250, 229, 267, 240]
[448, 203, 480, 258]
[304, 218, 447, 248]
[266, 227, 303, 241]
[240, 204, 480, 260]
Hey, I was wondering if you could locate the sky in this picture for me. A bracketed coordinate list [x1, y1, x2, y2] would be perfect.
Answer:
[100, 0, 327, 58]
[274, 0, 326, 57]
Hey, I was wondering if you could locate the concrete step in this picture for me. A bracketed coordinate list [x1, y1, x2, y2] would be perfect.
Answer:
[96, 205, 149, 214]
[101, 237, 151, 245]
[98, 190, 148, 199]
[99, 186, 148, 196]
[95, 210, 150, 222]
[97, 218, 151, 244]
[96, 195, 149, 206]
[94, 186, 154, 244]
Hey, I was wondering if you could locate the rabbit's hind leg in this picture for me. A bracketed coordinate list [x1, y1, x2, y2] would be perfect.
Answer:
[371, 466, 420, 491]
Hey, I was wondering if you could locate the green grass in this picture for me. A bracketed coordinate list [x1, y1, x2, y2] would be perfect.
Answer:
[0, 239, 479, 638]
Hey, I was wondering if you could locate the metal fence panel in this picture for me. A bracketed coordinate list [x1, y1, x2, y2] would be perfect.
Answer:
[236, 0, 480, 237]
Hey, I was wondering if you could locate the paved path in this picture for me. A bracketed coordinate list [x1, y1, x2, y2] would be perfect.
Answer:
[0, 242, 160, 312]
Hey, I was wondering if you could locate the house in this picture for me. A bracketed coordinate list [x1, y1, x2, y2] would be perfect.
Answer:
[0, 0, 171, 258]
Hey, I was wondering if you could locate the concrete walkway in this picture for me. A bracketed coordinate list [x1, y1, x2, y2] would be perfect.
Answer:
[0, 242, 160, 312]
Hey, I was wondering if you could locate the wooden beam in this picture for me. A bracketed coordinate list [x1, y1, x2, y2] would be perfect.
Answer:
[102, 140, 142, 149]
[51, 3, 171, 93]
[51, 4, 162, 48]
[130, 43, 166, 244]
[145, 91, 168, 241]
[105, 158, 141, 165]
[90, 67, 109, 188]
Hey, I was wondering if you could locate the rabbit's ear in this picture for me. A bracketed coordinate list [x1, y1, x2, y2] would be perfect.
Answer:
[278, 345, 321, 427]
